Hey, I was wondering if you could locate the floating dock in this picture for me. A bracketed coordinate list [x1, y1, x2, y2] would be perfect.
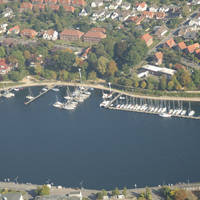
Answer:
[24, 85, 54, 105]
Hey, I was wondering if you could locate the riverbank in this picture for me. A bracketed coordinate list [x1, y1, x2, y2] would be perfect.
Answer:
[1, 79, 200, 102]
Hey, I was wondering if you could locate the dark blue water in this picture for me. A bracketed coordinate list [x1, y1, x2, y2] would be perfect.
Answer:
[0, 87, 200, 189]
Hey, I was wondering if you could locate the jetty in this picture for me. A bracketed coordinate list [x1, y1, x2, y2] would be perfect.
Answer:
[24, 85, 54, 105]
[105, 93, 121, 108]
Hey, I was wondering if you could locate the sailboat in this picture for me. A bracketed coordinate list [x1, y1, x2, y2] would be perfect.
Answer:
[188, 102, 195, 116]
[53, 96, 63, 108]
[26, 88, 34, 100]
[64, 87, 73, 100]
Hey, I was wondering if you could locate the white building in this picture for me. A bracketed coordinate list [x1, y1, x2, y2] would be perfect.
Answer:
[136, 2, 147, 11]
[91, 0, 103, 8]
[2, 8, 14, 18]
[43, 30, 58, 41]
[189, 19, 200, 26]
[79, 8, 88, 16]
[121, 2, 131, 10]
[68, 191, 82, 200]
[0, 23, 8, 34]
[111, 11, 119, 19]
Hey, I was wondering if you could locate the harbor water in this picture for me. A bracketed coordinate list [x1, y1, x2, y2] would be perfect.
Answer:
[0, 87, 200, 189]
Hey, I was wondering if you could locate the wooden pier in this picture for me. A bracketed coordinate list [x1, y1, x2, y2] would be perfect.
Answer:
[105, 93, 121, 108]
[24, 85, 54, 105]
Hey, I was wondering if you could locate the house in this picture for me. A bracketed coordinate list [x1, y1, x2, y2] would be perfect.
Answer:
[0, 23, 8, 33]
[90, 27, 106, 33]
[149, 5, 158, 12]
[0, 58, 10, 75]
[187, 43, 200, 53]
[155, 12, 166, 19]
[83, 29, 106, 43]
[189, 18, 200, 26]
[105, 11, 112, 18]
[43, 29, 58, 40]
[72, 0, 86, 6]
[32, 0, 43, 3]
[44, 0, 57, 4]
[33, 4, 45, 10]
[7, 25, 20, 35]
[136, 2, 147, 12]
[141, 64, 176, 78]
[48, 4, 60, 10]
[63, 5, 75, 12]
[0, 192, 24, 200]
[81, 47, 91, 59]
[20, 2, 33, 12]
[142, 11, 154, 18]
[60, 29, 84, 41]
[68, 191, 82, 200]
[154, 25, 168, 37]
[159, 6, 169, 12]
[166, 38, 176, 48]
[2, 8, 13, 18]
[116, 0, 122, 6]
[91, 0, 103, 8]
[109, 2, 118, 10]
[155, 51, 163, 65]
[111, 11, 119, 19]
[177, 41, 186, 50]
[79, 8, 88, 16]
[195, 48, 200, 55]
[58, 0, 71, 4]
[20, 29, 37, 38]
[141, 33, 153, 47]
[121, 2, 131, 10]
[119, 11, 132, 21]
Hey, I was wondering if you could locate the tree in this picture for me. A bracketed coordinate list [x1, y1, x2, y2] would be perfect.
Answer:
[192, 69, 200, 88]
[167, 80, 174, 91]
[177, 69, 192, 88]
[88, 52, 97, 68]
[97, 56, 109, 76]
[88, 71, 97, 80]
[112, 187, 120, 196]
[35, 185, 50, 196]
[160, 75, 167, 90]
[140, 80, 147, 89]
[122, 187, 127, 197]
[8, 71, 23, 81]
[0, 46, 5, 58]
[107, 60, 118, 76]
[59, 70, 69, 81]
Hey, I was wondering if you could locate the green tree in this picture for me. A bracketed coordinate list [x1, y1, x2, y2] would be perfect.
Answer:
[112, 187, 120, 196]
[160, 75, 167, 90]
[107, 60, 118, 76]
[140, 80, 147, 89]
[167, 80, 174, 91]
[122, 187, 127, 197]
[35, 185, 50, 196]
[0, 46, 5, 58]
[88, 71, 97, 80]
[97, 56, 109, 76]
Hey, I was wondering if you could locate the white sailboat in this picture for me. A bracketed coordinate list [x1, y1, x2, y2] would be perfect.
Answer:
[26, 88, 34, 100]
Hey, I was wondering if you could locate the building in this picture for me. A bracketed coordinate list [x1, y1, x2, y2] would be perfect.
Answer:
[2, 8, 13, 18]
[58, 0, 71, 4]
[83, 30, 106, 43]
[166, 38, 176, 48]
[32, 0, 43, 3]
[43, 29, 58, 40]
[79, 8, 88, 16]
[154, 25, 168, 37]
[187, 43, 200, 53]
[68, 191, 82, 200]
[63, 5, 75, 12]
[20, 29, 37, 38]
[142, 11, 155, 18]
[155, 51, 163, 65]
[91, 0, 103, 8]
[141, 33, 153, 47]
[0, 192, 24, 200]
[48, 4, 60, 10]
[60, 29, 84, 41]
[121, 2, 131, 10]
[136, 2, 147, 11]
[177, 41, 187, 50]
[7, 25, 20, 35]
[72, 0, 85, 6]
[33, 4, 45, 10]
[155, 12, 166, 19]
[141, 64, 176, 78]
[0, 58, 10, 75]
[20, 2, 33, 12]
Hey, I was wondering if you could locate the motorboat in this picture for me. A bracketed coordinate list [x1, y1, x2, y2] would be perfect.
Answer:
[159, 113, 172, 118]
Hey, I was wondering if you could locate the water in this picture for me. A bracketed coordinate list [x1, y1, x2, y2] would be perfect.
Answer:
[0, 87, 200, 189]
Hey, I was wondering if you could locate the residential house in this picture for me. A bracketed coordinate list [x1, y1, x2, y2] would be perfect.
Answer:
[0, 192, 24, 200]
[79, 8, 88, 16]
[116, 0, 122, 6]
[72, 0, 86, 6]
[7, 25, 20, 35]
[192, 0, 200, 5]
[159, 6, 169, 12]
[63, 5, 75, 12]
[43, 29, 58, 40]
[109, 2, 118, 10]
[189, 18, 200, 26]
[60, 29, 84, 41]
[121, 2, 131, 10]
[0, 23, 8, 33]
[105, 11, 112, 18]
[83, 28, 106, 43]
[81, 47, 91, 59]
[187, 43, 200, 53]
[149, 5, 158, 12]
[58, 0, 71, 4]
[195, 48, 200, 55]
[92, 10, 105, 19]
[33, 4, 45, 10]
[48, 4, 60, 10]
[44, 0, 57, 4]
[2, 8, 13, 18]
[119, 11, 132, 21]
[184, 32, 197, 39]
[68, 191, 82, 200]
[166, 38, 176, 48]
[32, 0, 43, 3]
[20, 2, 33, 12]
[141, 33, 153, 47]
[155, 51, 163, 65]
[128, 16, 145, 25]
[90, 27, 106, 33]
[177, 41, 186, 50]
[91, 0, 103, 8]
[111, 11, 119, 19]
[20, 29, 37, 38]
[136, 2, 147, 12]
[155, 12, 166, 19]
[0, 58, 10, 75]
[142, 11, 155, 18]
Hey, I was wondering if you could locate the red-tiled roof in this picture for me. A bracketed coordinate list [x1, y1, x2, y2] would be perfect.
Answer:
[90, 27, 106, 33]
[48, 4, 60, 10]
[20, 2, 33, 9]
[32, 0, 43, 3]
[187, 43, 200, 53]
[166, 38, 176, 48]
[141, 33, 152, 44]
[58, 0, 71, 4]
[155, 12, 166, 19]
[195, 48, 200, 54]
[60, 29, 84, 38]
[8, 25, 20, 33]
[45, 0, 57, 3]
[72, 0, 85, 6]
[178, 41, 187, 50]
[142, 11, 154, 18]
[155, 51, 163, 60]
[137, 2, 147, 8]
[21, 29, 37, 38]
[63, 5, 75, 12]
[33, 4, 45, 9]
[84, 31, 106, 39]
[0, 58, 7, 67]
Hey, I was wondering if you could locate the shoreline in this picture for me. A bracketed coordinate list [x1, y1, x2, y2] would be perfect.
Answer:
[1, 80, 200, 102]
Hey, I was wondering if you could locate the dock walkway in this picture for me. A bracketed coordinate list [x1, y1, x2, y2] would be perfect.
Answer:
[105, 93, 121, 108]
[24, 85, 54, 105]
